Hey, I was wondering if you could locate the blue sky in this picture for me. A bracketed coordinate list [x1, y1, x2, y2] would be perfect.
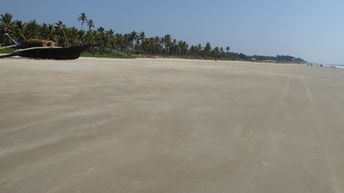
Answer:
[1, 0, 344, 64]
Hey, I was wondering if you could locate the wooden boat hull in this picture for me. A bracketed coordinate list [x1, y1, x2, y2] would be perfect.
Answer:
[15, 45, 89, 60]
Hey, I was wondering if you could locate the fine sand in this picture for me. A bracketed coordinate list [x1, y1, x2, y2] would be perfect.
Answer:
[0, 58, 343, 193]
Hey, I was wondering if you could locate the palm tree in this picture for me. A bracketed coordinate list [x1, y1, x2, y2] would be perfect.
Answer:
[66, 27, 83, 45]
[138, 32, 145, 45]
[226, 46, 230, 52]
[204, 42, 212, 57]
[212, 47, 220, 59]
[84, 30, 96, 45]
[96, 27, 106, 48]
[189, 45, 196, 56]
[77, 12, 87, 29]
[163, 34, 172, 55]
[0, 13, 15, 44]
[25, 20, 40, 39]
[13, 20, 27, 41]
[86, 19, 95, 31]
[179, 41, 188, 56]
[0, 13, 14, 33]
[114, 33, 123, 50]
[122, 34, 131, 52]
[77, 30, 86, 45]
[220, 47, 224, 53]
[39, 23, 50, 38]
[170, 39, 177, 55]
[47, 24, 57, 42]
[54, 21, 65, 30]
[129, 31, 137, 51]
[54, 21, 69, 47]
[153, 36, 162, 54]
[137, 32, 145, 53]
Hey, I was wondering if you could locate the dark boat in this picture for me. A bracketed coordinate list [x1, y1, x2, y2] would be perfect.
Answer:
[0, 45, 89, 60]
[1, 33, 89, 60]
[15, 45, 89, 60]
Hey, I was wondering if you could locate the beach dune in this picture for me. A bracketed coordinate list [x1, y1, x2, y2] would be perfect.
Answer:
[0, 58, 343, 193]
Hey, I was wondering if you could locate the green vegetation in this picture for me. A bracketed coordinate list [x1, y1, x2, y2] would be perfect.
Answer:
[81, 50, 134, 58]
[0, 12, 306, 63]
[0, 48, 11, 54]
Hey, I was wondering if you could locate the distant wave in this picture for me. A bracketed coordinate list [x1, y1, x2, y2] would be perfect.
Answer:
[324, 64, 344, 69]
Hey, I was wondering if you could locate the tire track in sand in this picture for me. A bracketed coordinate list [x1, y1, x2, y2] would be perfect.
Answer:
[300, 75, 339, 193]
[240, 78, 290, 193]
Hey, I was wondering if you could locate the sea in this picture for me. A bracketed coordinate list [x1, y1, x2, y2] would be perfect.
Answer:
[324, 64, 344, 69]
[334, 65, 344, 69]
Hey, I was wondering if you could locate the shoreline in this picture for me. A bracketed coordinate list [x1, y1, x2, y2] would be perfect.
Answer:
[1, 54, 339, 72]
[0, 53, 313, 66]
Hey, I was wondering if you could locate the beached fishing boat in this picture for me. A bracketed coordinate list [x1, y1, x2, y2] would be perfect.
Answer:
[0, 45, 89, 60]
[0, 33, 89, 60]
[16, 45, 88, 60]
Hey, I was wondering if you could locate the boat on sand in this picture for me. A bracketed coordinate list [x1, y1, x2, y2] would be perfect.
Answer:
[0, 45, 89, 60]
[0, 33, 89, 60]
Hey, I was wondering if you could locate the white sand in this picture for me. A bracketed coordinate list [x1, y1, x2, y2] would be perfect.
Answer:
[0, 58, 343, 193]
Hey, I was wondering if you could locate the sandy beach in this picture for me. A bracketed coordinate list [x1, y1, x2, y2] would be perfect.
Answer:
[0, 58, 343, 193]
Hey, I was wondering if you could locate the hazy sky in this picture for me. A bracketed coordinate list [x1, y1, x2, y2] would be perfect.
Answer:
[1, 0, 344, 64]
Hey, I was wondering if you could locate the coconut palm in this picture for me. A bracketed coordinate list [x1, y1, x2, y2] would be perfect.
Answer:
[0, 13, 15, 44]
[47, 24, 57, 42]
[133, 32, 145, 53]
[163, 34, 172, 55]
[106, 29, 115, 50]
[86, 19, 95, 31]
[25, 20, 40, 39]
[114, 33, 123, 50]
[226, 46, 230, 52]
[204, 42, 212, 57]
[77, 12, 87, 29]
[54, 21, 65, 30]
[39, 23, 50, 38]
[54, 21, 69, 47]
[0, 13, 14, 33]
[96, 27, 106, 48]
[179, 41, 188, 56]
[66, 27, 83, 45]
[84, 30, 96, 45]
[129, 31, 137, 51]
[13, 20, 27, 41]
[138, 32, 145, 45]
[220, 47, 224, 53]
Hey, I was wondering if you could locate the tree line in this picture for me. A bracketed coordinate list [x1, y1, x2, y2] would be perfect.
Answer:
[0, 12, 306, 63]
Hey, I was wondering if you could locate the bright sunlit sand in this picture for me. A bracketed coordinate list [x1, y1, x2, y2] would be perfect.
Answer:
[0, 58, 343, 193]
